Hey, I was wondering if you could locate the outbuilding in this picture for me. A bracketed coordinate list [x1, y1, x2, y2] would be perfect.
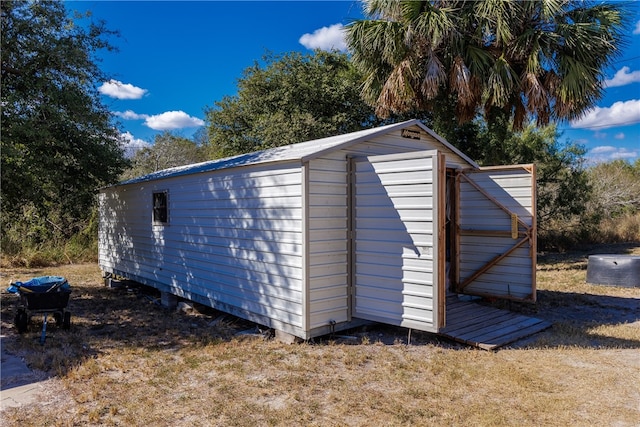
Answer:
[99, 119, 537, 341]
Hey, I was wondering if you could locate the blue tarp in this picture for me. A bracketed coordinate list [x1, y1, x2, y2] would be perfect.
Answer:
[7, 276, 70, 293]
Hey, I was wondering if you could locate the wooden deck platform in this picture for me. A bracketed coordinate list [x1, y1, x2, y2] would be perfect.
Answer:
[439, 297, 552, 350]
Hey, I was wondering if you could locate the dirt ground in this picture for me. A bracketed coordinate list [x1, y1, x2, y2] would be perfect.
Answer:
[1, 244, 638, 426]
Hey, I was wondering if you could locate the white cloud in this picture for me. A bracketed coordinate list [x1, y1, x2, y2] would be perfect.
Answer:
[588, 145, 638, 163]
[115, 110, 149, 120]
[99, 80, 148, 100]
[570, 99, 640, 129]
[633, 20, 640, 35]
[144, 111, 205, 131]
[593, 131, 608, 139]
[114, 109, 204, 130]
[614, 132, 625, 140]
[299, 23, 347, 51]
[590, 145, 616, 154]
[610, 149, 638, 160]
[119, 131, 150, 157]
[604, 66, 640, 88]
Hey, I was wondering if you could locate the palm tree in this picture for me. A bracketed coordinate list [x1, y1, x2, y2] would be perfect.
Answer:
[346, 0, 628, 130]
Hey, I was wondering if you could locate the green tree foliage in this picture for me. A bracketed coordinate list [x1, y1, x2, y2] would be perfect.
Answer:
[493, 125, 590, 235]
[204, 51, 416, 158]
[427, 105, 591, 244]
[1, 0, 127, 250]
[538, 158, 640, 248]
[346, 0, 628, 130]
[121, 132, 207, 181]
[432, 112, 591, 247]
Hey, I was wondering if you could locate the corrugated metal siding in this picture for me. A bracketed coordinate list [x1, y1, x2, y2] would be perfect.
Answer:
[458, 168, 535, 300]
[352, 151, 440, 332]
[99, 122, 478, 339]
[99, 162, 306, 333]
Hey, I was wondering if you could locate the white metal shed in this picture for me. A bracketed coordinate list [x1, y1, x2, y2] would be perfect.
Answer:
[99, 120, 536, 340]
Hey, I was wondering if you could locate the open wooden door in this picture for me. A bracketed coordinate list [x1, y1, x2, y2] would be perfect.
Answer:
[350, 151, 446, 332]
[454, 165, 536, 301]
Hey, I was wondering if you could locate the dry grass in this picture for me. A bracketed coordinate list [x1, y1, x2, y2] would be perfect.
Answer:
[1, 245, 639, 426]
[596, 213, 640, 244]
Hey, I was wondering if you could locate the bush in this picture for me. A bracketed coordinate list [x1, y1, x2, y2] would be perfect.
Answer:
[538, 160, 640, 250]
[1, 205, 99, 267]
[590, 212, 640, 243]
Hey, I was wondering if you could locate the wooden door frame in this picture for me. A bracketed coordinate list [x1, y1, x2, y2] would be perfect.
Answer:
[435, 154, 447, 329]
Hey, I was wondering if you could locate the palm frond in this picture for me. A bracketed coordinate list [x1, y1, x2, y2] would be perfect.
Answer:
[449, 56, 475, 106]
[412, 4, 457, 50]
[376, 58, 417, 117]
[523, 71, 548, 114]
[420, 50, 446, 100]
[472, 0, 517, 46]
[348, 0, 627, 125]
[486, 55, 518, 108]
[513, 94, 527, 131]
[365, 0, 403, 20]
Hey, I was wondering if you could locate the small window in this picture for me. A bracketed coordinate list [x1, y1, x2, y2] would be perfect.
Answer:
[153, 191, 168, 223]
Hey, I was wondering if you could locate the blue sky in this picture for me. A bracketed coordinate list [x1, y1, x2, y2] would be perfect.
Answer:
[71, 1, 640, 163]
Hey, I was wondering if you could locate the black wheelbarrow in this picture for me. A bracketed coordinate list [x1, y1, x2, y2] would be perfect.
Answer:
[8, 276, 71, 344]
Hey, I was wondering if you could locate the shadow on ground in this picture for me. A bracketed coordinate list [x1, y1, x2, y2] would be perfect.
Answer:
[0, 282, 261, 379]
[482, 290, 640, 349]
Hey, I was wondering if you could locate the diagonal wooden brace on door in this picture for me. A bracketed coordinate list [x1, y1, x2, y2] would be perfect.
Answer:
[458, 235, 529, 290]
[455, 169, 535, 296]
[458, 172, 532, 234]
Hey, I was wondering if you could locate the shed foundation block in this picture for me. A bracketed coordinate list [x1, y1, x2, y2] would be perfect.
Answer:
[275, 329, 303, 344]
[161, 291, 178, 309]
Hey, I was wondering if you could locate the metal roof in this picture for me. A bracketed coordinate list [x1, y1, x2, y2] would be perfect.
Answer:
[114, 119, 478, 187]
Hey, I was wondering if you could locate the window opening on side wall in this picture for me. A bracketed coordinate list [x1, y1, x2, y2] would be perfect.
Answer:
[153, 191, 168, 224]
